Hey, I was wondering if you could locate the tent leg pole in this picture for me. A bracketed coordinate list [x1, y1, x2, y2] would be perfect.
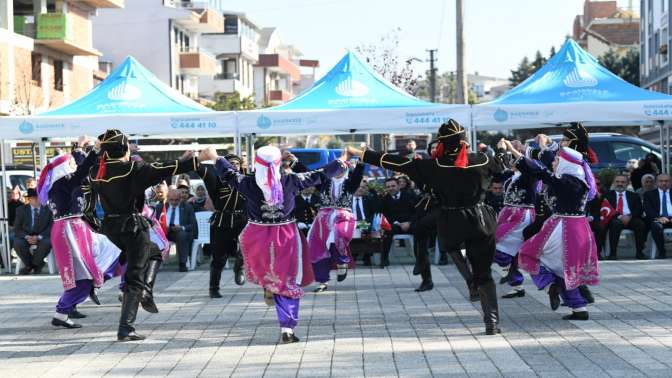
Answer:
[667, 123, 670, 174]
[1, 140, 10, 273]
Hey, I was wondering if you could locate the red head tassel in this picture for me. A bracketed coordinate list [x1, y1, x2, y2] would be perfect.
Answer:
[431, 143, 445, 159]
[587, 147, 599, 164]
[96, 154, 107, 180]
[454, 142, 468, 168]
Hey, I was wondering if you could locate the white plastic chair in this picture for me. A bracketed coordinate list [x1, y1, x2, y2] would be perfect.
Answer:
[649, 228, 672, 259]
[189, 211, 213, 270]
[390, 234, 415, 263]
[603, 229, 636, 259]
[14, 249, 57, 275]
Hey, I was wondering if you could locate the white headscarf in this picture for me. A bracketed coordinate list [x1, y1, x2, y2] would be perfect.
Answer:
[254, 146, 283, 205]
[555, 147, 585, 184]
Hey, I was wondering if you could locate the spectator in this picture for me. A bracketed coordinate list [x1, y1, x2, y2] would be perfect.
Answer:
[637, 174, 656, 198]
[6, 186, 22, 250]
[13, 188, 53, 274]
[631, 153, 661, 191]
[485, 179, 505, 215]
[379, 177, 416, 267]
[189, 184, 214, 212]
[295, 187, 320, 236]
[25, 177, 37, 190]
[604, 175, 647, 260]
[164, 188, 198, 271]
[176, 180, 192, 202]
[396, 175, 417, 198]
[643, 174, 672, 259]
[350, 181, 378, 266]
[625, 159, 639, 173]
[403, 140, 421, 160]
[477, 142, 495, 157]
[281, 149, 308, 173]
[150, 182, 169, 208]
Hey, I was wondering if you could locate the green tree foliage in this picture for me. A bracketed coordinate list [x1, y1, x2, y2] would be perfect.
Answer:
[509, 48, 556, 86]
[599, 48, 640, 86]
[208, 91, 256, 111]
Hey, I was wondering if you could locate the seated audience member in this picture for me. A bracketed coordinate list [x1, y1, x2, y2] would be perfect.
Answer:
[379, 177, 416, 267]
[149, 182, 169, 208]
[25, 177, 37, 190]
[295, 187, 320, 235]
[604, 175, 647, 260]
[177, 180, 192, 202]
[396, 175, 418, 199]
[7, 186, 22, 245]
[350, 181, 379, 266]
[643, 174, 672, 259]
[189, 184, 214, 212]
[631, 153, 660, 191]
[485, 178, 505, 215]
[164, 188, 198, 271]
[13, 188, 53, 274]
[637, 174, 656, 198]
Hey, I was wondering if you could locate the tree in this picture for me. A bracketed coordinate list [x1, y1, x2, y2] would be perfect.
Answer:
[355, 28, 421, 95]
[598, 48, 639, 86]
[416, 71, 479, 104]
[531, 50, 547, 72]
[510, 57, 532, 86]
[208, 91, 256, 111]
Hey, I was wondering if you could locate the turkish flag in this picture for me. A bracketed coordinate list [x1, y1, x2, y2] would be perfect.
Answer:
[380, 215, 392, 232]
[600, 199, 616, 228]
[159, 203, 167, 234]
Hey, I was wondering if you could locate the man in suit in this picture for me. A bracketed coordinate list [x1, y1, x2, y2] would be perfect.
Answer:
[13, 188, 53, 274]
[350, 181, 379, 266]
[164, 188, 198, 271]
[644, 174, 672, 259]
[380, 177, 416, 267]
[604, 175, 647, 260]
[295, 187, 320, 236]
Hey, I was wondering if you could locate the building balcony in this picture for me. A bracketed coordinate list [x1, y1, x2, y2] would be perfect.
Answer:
[256, 54, 301, 82]
[174, 2, 224, 33]
[203, 34, 259, 61]
[179, 47, 217, 75]
[268, 89, 292, 103]
[17, 13, 101, 56]
[199, 75, 254, 98]
[74, 0, 124, 8]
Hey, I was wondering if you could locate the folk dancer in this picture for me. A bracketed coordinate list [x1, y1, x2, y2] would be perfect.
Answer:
[203, 145, 348, 343]
[347, 119, 507, 335]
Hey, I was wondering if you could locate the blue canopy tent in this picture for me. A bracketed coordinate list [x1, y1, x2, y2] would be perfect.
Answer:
[238, 51, 470, 135]
[473, 39, 672, 130]
[0, 56, 235, 139]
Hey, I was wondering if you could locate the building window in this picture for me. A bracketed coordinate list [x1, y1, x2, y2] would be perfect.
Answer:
[53, 60, 63, 91]
[224, 15, 238, 34]
[31, 53, 41, 85]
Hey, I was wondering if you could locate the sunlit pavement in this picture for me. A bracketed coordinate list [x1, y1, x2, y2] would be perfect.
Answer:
[1, 260, 672, 377]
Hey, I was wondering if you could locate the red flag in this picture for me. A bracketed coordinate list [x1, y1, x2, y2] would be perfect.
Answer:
[380, 215, 392, 232]
[160, 203, 168, 234]
[600, 199, 616, 228]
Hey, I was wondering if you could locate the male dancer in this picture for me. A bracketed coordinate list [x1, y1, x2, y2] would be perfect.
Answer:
[84, 129, 199, 341]
[202, 145, 348, 343]
[492, 141, 538, 299]
[198, 154, 247, 298]
[309, 160, 364, 292]
[517, 146, 600, 320]
[37, 138, 121, 328]
[347, 119, 506, 335]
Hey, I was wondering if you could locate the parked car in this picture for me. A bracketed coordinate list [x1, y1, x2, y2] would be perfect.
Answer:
[1, 165, 38, 192]
[525, 133, 662, 172]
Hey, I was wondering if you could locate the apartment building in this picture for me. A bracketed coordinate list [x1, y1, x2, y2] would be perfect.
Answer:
[253, 27, 318, 107]
[573, 0, 639, 58]
[0, 0, 120, 115]
[199, 12, 260, 100]
[93, 0, 223, 100]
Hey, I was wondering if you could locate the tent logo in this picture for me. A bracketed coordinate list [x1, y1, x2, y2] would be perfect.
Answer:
[335, 78, 370, 97]
[494, 108, 508, 122]
[18, 121, 34, 134]
[107, 83, 142, 101]
[563, 67, 598, 88]
[257, 115, 272, 129]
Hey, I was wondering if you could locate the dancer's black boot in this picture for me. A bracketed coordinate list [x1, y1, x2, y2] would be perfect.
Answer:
[478, 281, 501, 335]
[117, 292, 145, 342]
[209, 267, 223, 298]
[140, 260, 161, 313]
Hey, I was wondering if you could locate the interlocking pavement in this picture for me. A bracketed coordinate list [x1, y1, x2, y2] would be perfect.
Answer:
[1, 260, 672, 377]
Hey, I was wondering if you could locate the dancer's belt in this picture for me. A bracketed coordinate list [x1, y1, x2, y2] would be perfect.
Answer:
[503, 203, 534, 209]
[553, 213, 586, 218]
[248, 218, 296, 226]
[441, 202, 481, 211]
[104, 213, 132, 218]
[54, 214, 82, 221]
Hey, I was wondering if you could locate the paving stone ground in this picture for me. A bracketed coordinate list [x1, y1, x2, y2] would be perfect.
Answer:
[1, 259, 672, 377]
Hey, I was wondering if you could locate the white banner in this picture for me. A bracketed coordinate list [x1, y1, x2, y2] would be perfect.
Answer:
[473, 100, 672, 130]
[0, 112, 237, 140]
[236, 105, 472, 135]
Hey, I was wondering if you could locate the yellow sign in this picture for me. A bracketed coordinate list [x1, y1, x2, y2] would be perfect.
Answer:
[11, 147, 59, 165]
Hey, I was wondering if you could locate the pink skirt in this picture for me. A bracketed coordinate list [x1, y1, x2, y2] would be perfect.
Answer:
[496, 206, 535, 257]
[518, 215, 600, 290]
[239, 221, 314, 299]
[51, 217, 121, 290]
[308, 207, 356, 264]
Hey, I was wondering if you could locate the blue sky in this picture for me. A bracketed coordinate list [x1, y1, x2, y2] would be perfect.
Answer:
[222, 0, 635, 80]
